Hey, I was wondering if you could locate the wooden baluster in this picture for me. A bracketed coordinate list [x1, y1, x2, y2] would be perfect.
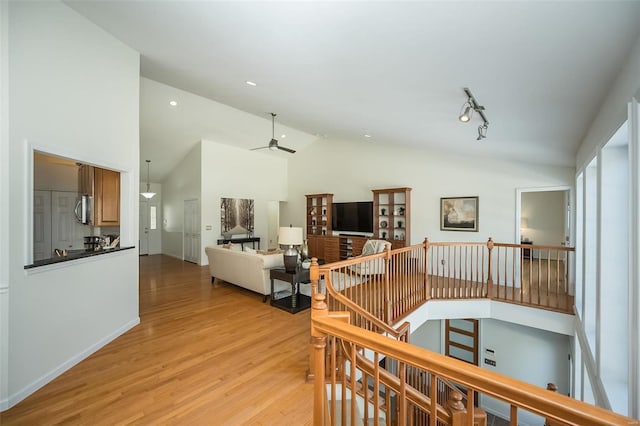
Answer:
[487, 238, 494, 299]
[430, 374, 437, 426]
[510, 405, 518, 426]
[447, 390, 467, 426]
[310, 257, 328, 426]
[384, 245, 392, 325]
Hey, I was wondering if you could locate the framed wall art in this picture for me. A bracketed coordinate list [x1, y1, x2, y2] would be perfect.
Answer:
[440, 196, 479, 232]
[220, 197, 255, 237]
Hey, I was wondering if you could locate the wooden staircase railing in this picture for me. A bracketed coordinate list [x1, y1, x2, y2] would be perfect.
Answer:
[310, 287, 638, 426]
[490, 241, 574, 312]
[318, 238, 575, 330]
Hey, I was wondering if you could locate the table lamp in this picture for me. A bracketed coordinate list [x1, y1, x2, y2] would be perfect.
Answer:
[279, 226, 303, 273]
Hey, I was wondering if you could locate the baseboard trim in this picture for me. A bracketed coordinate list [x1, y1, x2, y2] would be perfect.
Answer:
[2, 317, 140, 411]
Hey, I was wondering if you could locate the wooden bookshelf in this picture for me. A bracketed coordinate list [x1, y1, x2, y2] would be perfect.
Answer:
[372, 187, 411, 249]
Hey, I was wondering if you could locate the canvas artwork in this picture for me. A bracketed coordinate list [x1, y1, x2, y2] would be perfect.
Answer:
[220, 198, 254, 237]
[440, 196, 479, 232]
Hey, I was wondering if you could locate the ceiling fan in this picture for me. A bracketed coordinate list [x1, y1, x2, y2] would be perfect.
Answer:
[251, 113, 296, 154]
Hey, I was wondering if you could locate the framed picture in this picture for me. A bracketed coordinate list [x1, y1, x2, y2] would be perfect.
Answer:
[440, 196, 479, 232]
[220, 197, 255, 237]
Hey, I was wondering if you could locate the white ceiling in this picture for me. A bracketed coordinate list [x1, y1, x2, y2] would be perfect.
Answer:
[65, 1, 640, 182]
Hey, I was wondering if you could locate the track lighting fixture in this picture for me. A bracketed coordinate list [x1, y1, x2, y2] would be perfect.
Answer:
[458, 87, 489, 140]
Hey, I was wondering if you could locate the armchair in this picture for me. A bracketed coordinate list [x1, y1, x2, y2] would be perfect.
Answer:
[349, 239, 391, 275]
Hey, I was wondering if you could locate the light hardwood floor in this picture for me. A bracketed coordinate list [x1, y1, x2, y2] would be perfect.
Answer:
[0, 255, 313, 425]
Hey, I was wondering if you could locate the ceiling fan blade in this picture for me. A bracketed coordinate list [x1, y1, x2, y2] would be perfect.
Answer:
[277, 145, 296, 154]
[250, 146, 269, 151]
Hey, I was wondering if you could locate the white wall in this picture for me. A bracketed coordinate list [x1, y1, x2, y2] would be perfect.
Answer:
[410, 320, 442, 354]
[3, 1, 139, 409]
[521, 190, 566, 246]
[0, 0, 10, 409]
[577, 35, 640, 171]
[162, 144, 201, 260]
[284, 139, 574, 243]
[200, 139, 288, 264]
[480, 319, 570, 425]
[573, 32, 640, 416]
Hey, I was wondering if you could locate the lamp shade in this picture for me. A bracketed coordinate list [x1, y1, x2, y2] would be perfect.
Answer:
[279, 227, 303, 246]
[521, 217, 529, 229]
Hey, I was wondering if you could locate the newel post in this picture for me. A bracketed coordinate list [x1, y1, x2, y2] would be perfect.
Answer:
[423, 238, 430, 301]
[446, 390, 467, 426]
[384, 245, 392, 325]
[309, 258, 328, 426]
[307, 258, 326, 382]
[486, 237, 494, 298]
[544, 383, 562, 426]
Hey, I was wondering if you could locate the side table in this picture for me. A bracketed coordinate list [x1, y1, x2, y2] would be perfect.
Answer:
[270, 268, 312, 314]
[521, 240, 533, 259]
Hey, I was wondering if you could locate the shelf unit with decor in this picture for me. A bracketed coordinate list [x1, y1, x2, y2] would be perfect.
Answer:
[306, 193, 333, 237]
[306, 194, 334, 261]
[338, 235, 368, 260]
[372, 187, 411, 249]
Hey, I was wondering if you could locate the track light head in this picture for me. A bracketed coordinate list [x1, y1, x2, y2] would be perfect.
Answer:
[458, 100, 473, 122]
[477, 124, 488, 141]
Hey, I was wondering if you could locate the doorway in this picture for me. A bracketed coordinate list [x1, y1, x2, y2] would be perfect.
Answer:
[517, 186, 571, 248]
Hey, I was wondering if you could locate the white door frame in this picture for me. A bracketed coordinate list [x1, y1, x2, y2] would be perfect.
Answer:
[515, 185, 573, 246]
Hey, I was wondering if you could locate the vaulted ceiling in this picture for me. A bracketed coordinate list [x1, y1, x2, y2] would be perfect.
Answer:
[65, 1, 640, 182]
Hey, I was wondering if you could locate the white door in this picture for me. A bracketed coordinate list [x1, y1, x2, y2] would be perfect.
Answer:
[148, 202, 161, 254]
[139, 200, 149, 255]
[184, 199, 200, 264]
[34, 190, 52, 261]
[52, 191, 85, 251]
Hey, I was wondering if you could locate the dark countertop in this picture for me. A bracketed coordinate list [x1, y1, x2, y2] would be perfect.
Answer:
[24, 246, 135, 269]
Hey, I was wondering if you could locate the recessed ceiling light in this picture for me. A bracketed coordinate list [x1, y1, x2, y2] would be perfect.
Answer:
[245, 80, 257, 87]
[281, 134, 286, 139]
[364, 134, 372, 138]
[169, 100, 177, 106]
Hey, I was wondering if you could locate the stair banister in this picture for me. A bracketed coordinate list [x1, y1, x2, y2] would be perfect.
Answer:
[312, 314, 637, 426]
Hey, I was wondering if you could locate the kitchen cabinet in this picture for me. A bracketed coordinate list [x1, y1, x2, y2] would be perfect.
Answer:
[94, 168, 120, 226]
[78, 165, 120, 226]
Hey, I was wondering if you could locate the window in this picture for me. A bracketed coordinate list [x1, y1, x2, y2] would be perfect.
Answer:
[150, 205, 157, 230]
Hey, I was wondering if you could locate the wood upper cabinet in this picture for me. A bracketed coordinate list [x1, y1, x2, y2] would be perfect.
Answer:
[94, 168, 120, 226]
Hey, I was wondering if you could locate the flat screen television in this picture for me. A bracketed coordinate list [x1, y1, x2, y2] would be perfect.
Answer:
[332, 201, 373, 233]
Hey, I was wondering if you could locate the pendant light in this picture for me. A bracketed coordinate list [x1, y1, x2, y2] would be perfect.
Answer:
[141, 159, 156, 199]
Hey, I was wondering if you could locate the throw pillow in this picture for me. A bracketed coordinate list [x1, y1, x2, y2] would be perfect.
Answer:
[258, 249, 283, 255]
[229, 243, 242, 252]
[244, 247, 257, 254]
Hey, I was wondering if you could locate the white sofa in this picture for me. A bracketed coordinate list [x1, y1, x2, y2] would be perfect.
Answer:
[205, 245, 290, 301]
